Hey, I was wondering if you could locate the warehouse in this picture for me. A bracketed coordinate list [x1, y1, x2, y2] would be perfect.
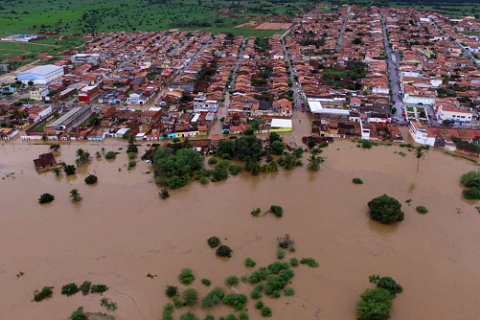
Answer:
[17, 65, 64, 85]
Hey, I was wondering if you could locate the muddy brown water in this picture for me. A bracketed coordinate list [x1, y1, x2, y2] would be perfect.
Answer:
[1, 140, 480, 320]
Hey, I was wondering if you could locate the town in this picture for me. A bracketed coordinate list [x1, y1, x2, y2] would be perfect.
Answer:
[1, 5, 480, 156]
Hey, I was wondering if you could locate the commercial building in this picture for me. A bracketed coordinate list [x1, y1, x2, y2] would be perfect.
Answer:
[436, 103, 474, 124]
[45, 106, 92, 135]
[408, 121, 435, 146]
[17, 65, 64, 85]
[71, 54, 100, 66]
[270, 118, 292, 132]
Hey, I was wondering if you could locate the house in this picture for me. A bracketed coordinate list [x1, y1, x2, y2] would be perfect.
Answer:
[350, 97, 362, 107]
[33, 153, 59, 171]
[193, 93, 219, 113]
[78, 85, 99, 102]
[0, 127, 18, 140]
[408, 121, 435, 146]
[0, 64, 10, 72]
[436, 103, 474, 124]
[141, 108, 162, 124]
[127, 89, 144, 104]
[29, 87, 49, 101]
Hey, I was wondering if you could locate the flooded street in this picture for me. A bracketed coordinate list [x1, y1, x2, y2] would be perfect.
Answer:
[1, 139, 480, 320]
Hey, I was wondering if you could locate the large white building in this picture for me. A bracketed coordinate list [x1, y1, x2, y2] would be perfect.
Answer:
[408, 121, 435, 146]
[193, 93, 218, 113]
[436, 103, 474, 124]
[17, 65, 64, 85]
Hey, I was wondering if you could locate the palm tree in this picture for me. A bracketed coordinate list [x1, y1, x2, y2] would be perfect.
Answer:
[251, 161, 261, 175]
[243, 156, 255, 172]
[266, 159, 279, 172]
[307, 155, 325, 172]
[181, 137, 192, 149]
[279, 153, 302, 170]
[415, 147, 424, 174]
[52, 167, 62, 177]
[69, 189, 82, 202]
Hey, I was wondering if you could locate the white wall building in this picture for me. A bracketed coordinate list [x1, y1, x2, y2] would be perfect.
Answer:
[408, 121, 435, 146]
[193, 94, 218, 113]
[17, 65, 64, 85]
[436, 104, 473, 124]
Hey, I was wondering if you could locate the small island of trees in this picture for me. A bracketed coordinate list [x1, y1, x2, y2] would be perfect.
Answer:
[367, 194, 404, 224]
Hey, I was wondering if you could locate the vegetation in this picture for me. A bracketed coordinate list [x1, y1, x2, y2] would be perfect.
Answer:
[39, 193, 54, 204]
[278, 153, 302, 170]
[180, 312, 199, 320]
[207, 236, 221, 248]
[290, 258, 299, 267]
[416, 206, 428, 214]
[307, 155, 325, 172]
[225, 275, 239, 287]
[377, 276, 403, 297]
[50, 144, 60, 151]
[276, 249, 285, 259]
[208, 157, 218, 165]
[271, 141, 285, 155]
[202, 286, 225, 307]
[69, 189, 82, 202]
[61, 283, 80, 296]
[165, 285, 178, 298]
[64, 165, 76, 175]
[284, 287, 295, 296]
[460, 171, 480, 200]
[90, 284, 108, 294]
[277, 234, 294, 249]
[223, 293, 247, 310]
[270, 205, 283, 217]
[160, 188, 170, 199]
[105, 151, 117, 159]
[79, 281, 91, 295]
[216, 245, 233, 257]
[255, 300, 264, 309]
[300, 258, 319, 268]
[84, 174, 98, 185]
[100, 298, 118, 311]
[357, 288, 394, 320]
[33, 286, 53, 302]
[245, 258, 256, 267]
[353, 178, 363, 184]
[70, 306, 88, 320]
[367, 195, 404, 224]
[182, 288, 199, 306]
[201, 278, 211, 286]
[261, 306, 272, 317]
[179, 268, 195, 285]
[75, 149, 91, 166]
[251, 208, 261, 217]
[251, 289, 262, 299]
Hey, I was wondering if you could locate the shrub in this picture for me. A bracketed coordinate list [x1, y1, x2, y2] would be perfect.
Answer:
[179, 268, 195, 285]
[239, 310, 249, 320]
[245, 258, 256, 267]
[255, 300, 264, 309]
[367, 194, 404, 224]
[164, 303, 174, 312]
[225, 315, 238, 320]
[223, 293, 247, 310]
[261, 306, 272, 317]
[90, 284, 108, 294]
[165, 285, 177, 298]
[64, 165, 76, 175]
[33, 286, 53, 302]
[182, 288, 199, 306]
[207, 236, 220, 248]
[202, 287, 225, 307]
[128, 152, 136, 160]
[463, 187, 480, 200]
[377, 276, 403, 296]
[308, 140, 316, 148]
[79, 281, 91, 295]
[70, 306, 88, 320]
[100, 298, 118, 311]
[416, 206, 428, 214]
[208, 157, 218, 165]
[200, 176, 209, 184]
[84, 174, 98, 185]
[105, 151, 116, 159]
[460, 171, 480, 188]
[277, 234, 294, 249]
[251, 208, 261, 217]
[276, 249, 285, 259]
[284, 287, 295, 296]
[251, 290, 262, 299]
[216, 245, 233, 257]
[160, 188, 170, 199]
[180, 312, 199, 320]
[173, 297, 183, 308]
[225, 275, 239, 286]
[229, 165, 241, 175]
[202, 278, 211, 286]
[203, 316, 215, 320]
[38, 193, 54, 204]
[128, 161, 136, 169]
[352, 178, 363, 184]
[270, 205, 283, 217]
[356, 288, 394, 320]
[163, 311, 173, 320]
[61, 283, 79, 296]
[300, 258, 319, 268]
[290, 258, 299, 267]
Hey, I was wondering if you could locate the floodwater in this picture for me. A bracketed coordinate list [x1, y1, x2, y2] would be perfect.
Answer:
[1, 139, 480, 320]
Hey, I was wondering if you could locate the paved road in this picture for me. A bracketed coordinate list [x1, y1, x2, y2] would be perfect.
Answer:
[335, 5, 352, 52]
[380, 9, 404, 120]
[280, 34, 303, 111]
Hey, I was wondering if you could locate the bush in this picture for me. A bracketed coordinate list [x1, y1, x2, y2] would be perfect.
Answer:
[229, 165, 241, 175]
[39, 193, 54, 204]
[463, 187, 480, 200]
[377, 276, 403, 296]
[200, 176, 209, 184]
[284, 287, 295, 296]
[353, 178, 363, 184]
[208, 157, 218, 165]
[270, 205, 283, 217]
[160, 188, 170, 199]
[105, 151, 116, 159]
[261, 306, 272, 317]
[300, 258, 319, 268]
[271, 141, 285, 155]
[255, 300, 264, 309]
[128, 152, 136, 160]
[179, 268, 195, 285]
[245, 258, 256, 267]
[357, 288, 394, 320]
[91, 284, 108, 294]
[33, 286, 53, 302]
[207, 236, 220, 248]
[173, 297, 182, 308]
[128, 161, 136, 169]
[251, 208, 261, 217]
[84, 174, 98, 185]
[239, 310, 249, 320]
[164, 303, 174, 312]
[203, 315, 215, 320]
[416, 206, 428, 214]
[163, 311, 173, 320]
[180, 312, 199, 320]
[290, 258, 299, 267]
[64, 165, 76, 175]
[276, 249, 285, 259]
[225, 315, 238, 320]
[223, 293, 247, 310]
[460, 171, 480, 188]
[251, 289, 262, 299]
[202, 287, 225, 307]
[225, 275, 239, 286]
[70, 306, 88, 320]
[308, 140, 316, 148]
[165, 285, 178, 298]
[216, 245, 233, 257]
[202, 278, 211, 286]
[61, 283, 79, 296]
[79, 281, 91, 295]
[367, 194, 404, 224]
[182, 288, 199, 306]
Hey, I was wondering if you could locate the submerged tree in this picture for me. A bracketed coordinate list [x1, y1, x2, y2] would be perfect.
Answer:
[69, 189, 82, 202]
[307, 155, 325, 172]
[356, 288, 394, 320]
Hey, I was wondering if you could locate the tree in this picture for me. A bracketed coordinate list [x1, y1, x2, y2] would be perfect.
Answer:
[39, 193, 54, 204]
[64, 165, 76, 175]
[49, 144, 60, 151]
[52, 167, 62, 177]
[61, 283, 79, 296]
[271, 141, 285, 155]
[179, 268, 195, 285]
[356, 288, 394, 320]
[28, 80, 34, 86]
[212, 160, 229, 181]
[70, 306, 88, 320]
[165, 285, 177, 298]
[234, 136, 263, 160]
[269, 132, 281, 143]
[79, 281, 91, 295]
[217, 141, 235, 157]
[69, 189, 82, 202]
[105, 151, 116, 159]
[377, 277, 403, 297]
[75, 149, 90, 166]
[278, 153, 302, 170]
[207, 236, 220, 248]
[182, 288, 199, 306]
[415, 146, 424, 174]
[225, 275, 239, 286]
[180, 312, 198, 320]
[216, 245, 233, 257]
[84, 175, 98, 185]
[367, 195, 404, 224]
[460, 171, 480, 188]
[307, 155, 325, 172]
